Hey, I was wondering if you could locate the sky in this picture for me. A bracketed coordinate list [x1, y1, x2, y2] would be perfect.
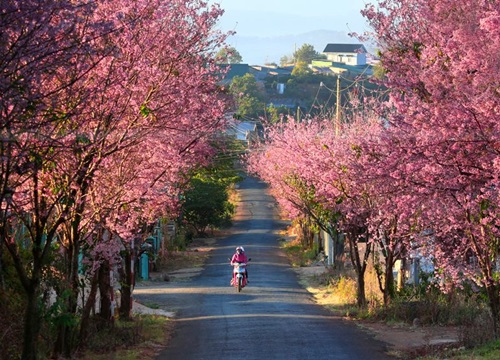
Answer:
[209, 0, 373, 64]
[210, 0, 371, 37]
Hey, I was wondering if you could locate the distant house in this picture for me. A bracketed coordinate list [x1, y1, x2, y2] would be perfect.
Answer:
[249, 65, 292, 81]
[225, 115, 258, 143]
[309, 59, 373, 77]
[249, 65, 293, 96]
[322, 43, 368, 66]
[217, 63, 250, 86]
[309, 43, 372, 78]
[267, 98, 300, 109]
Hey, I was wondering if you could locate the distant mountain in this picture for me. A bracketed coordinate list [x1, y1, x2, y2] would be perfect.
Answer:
[226, 30, 362, 65]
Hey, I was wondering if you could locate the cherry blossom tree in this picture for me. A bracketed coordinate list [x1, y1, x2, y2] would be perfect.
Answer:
[1, 0, 230, 357]
[52, 0, 229, 354]
[246, 0, 498, 324]
[1, 2, 116, 357]
[246, 102, 430, 307]
[246, 115, 383, 306]
[360, 0, 500, 332]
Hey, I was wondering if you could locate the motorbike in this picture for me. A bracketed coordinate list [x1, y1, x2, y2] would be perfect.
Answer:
[230, 258, 250, 292]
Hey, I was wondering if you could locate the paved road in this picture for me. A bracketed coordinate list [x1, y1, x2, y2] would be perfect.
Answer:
[134, 176, 392, 360]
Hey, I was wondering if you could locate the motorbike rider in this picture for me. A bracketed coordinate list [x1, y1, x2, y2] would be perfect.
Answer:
[230, 246, 249, 283]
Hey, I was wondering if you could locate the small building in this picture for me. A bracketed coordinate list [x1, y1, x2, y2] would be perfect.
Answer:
[249, 65, 292, 81]
[217, 63, 250, 86]
[322, 43, 368, 66]
[309, 60, 373, 78]
[225, 116, 258, 143]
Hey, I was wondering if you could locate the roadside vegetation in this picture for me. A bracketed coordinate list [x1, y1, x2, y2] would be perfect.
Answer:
[181, 137, 244, 239]
[280, 225, 500, 360]
[0, 231, 214, 360]
[77, 315, 172, 360]
[76, 239, 213, 360]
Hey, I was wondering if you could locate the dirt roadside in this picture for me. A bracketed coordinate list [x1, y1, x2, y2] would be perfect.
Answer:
[293, 265, 461, 359]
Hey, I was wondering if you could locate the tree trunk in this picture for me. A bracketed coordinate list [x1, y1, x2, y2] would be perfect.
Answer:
[53, 232, 81, 358]
[119, 248, 133, 320]
[486, 283, 500, 338]
[347, 229, 371, 308]
[396, 258, 406, 292]
[383, 251, 395, 306]
[79, 271, 99, 340]
[334, 233, 345, 267]
[98, 260, 113, 324]
[22, 282, 42, 360]
[54, 159, 91, 357]
[356, 270, 367, 307]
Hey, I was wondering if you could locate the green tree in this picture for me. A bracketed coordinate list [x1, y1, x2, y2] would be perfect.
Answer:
[291, 61, 311, 77]
[265, 104, 291, 124]
[229, 73, 266, 118]
[182, 177, 234, 236]
[180, 136, 243, 236]
[216, 46, 243, 64]
[293, 43, 324, 64]
[266, 104, 281, 124]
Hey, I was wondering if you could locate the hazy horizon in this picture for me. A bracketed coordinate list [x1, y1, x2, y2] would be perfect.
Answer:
[210, 0, 373, 65]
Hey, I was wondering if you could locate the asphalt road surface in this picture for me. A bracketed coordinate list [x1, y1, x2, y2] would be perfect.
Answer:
[134, 176, 393, 360]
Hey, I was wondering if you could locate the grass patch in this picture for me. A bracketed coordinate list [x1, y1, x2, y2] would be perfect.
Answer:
[280, 237, 318, 267]
[283, 244, 305, 267]
[419, 339, 500, 360]
[78, 315, 173, 360]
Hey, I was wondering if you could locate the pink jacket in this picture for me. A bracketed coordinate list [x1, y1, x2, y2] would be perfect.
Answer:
[231, 252, 248, 264]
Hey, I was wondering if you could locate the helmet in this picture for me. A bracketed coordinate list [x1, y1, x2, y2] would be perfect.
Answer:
[236, 246, 245, 252]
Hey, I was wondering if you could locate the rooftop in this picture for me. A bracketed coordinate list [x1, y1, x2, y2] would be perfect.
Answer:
[323, 43, 367, 53]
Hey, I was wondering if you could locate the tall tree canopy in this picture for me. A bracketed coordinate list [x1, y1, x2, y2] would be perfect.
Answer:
[0, 0, 230, 358]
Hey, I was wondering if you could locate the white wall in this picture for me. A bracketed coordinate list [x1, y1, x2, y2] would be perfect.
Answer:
[326, 53, 366, 66]
[321, 229, 335, 266]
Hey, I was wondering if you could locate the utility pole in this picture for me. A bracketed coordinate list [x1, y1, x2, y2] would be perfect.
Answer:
[335, 75, 340, 136]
